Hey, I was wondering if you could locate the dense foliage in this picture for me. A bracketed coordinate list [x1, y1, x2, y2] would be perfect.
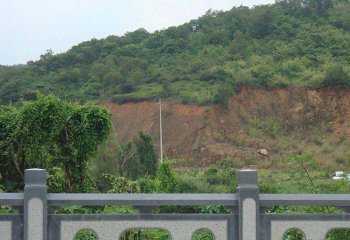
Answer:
[90, 130, 158, 181]
[0, 0, 349, 105]
[0, 95, 112, 192]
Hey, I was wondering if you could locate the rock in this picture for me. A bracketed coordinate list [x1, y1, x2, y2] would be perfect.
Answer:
[258, 149, 269, 156]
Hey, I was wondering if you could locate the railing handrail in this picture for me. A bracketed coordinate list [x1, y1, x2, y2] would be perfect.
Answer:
[260, 193, 350, 206]
[2, 192, 350, 207]
[0, 193, 24, 206]
[47, 193, 238, 206]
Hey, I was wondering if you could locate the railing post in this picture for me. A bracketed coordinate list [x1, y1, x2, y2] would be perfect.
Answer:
[24, 168, 47, 240]
[237, 169, 259, 240]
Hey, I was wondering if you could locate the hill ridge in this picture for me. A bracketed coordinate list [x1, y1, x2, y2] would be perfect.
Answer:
[0, 0, 349, 105]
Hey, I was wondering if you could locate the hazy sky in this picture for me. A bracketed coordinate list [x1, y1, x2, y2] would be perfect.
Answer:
[0, 0, 275, 65]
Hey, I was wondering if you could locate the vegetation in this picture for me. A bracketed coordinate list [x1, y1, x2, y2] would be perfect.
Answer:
[0, 0, 349, 105]
[0, 95, 112, 192]
[90, 130, 158, 182]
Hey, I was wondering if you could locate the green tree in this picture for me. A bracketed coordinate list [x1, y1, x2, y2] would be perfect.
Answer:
[229, 31, 252, 59]
[157, 161, 178, 193]
[0, 95, 112, 192]
[134, 131, 158, 177]
[329, 2, 350, 30]
[215, 82, 236, 109]
[250, 7, 276, 38]
[118, 131, 157, 180]
[40, 49, 53, 60]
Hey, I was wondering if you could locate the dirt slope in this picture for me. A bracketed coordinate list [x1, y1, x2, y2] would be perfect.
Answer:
[102, 87, 350, 167]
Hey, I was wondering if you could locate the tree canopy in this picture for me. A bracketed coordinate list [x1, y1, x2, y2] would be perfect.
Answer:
[0, 95, 112, 192]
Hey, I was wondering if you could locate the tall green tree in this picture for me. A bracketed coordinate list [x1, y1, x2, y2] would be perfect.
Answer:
[156, 161, 178, 193]
[134, 131, 158, 177]
[0, 95, 112, 192]
[119, 131, 158, 180]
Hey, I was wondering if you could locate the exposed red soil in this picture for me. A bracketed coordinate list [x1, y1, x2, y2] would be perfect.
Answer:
[102, 87, 350, 166]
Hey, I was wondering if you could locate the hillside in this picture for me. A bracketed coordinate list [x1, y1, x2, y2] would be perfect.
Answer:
[0, 0, 349, 105]
[103, 87, 350, 170]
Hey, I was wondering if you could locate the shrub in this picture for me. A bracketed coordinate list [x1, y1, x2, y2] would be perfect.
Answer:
[323, 65, 350, 88]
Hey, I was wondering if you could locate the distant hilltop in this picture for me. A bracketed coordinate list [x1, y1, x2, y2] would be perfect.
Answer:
[0, 0, 349, 105]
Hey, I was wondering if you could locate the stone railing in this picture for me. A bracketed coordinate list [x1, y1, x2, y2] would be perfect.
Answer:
[1, 168, 350, 240]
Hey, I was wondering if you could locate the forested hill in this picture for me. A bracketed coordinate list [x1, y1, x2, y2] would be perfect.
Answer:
[0, 0, 349, 105]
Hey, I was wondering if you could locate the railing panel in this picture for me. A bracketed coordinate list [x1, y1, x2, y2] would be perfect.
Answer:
[260, 214, 350, 240]
[0, 215, 23, 240]
[48, 214, 237, 240]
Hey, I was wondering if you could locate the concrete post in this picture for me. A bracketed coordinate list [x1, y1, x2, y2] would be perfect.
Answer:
[24, 168, 47, 240]
[237, 169, 259, 240]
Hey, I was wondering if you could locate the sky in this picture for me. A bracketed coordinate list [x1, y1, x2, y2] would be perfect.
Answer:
[0, 0, 275, 65]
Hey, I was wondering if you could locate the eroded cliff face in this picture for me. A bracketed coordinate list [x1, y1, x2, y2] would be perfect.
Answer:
[103, 87, 350, 167]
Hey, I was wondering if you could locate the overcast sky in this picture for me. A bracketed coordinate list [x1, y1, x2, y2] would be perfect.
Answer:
[0, 0, 275, 65]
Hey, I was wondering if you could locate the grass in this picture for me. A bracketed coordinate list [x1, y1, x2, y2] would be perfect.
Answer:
[171, 80, 220, 105]
[176, 164, 350, 195]
[113, 83, 164, 102]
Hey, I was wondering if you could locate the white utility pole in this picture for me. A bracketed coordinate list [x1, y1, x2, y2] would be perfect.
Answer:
[159, 99, 163, 163]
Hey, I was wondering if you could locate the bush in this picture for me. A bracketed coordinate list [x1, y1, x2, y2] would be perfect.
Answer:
[204, 165, 220, 184]
[323, 65, 350, 88]
[215, 82, 236, 108]
[157, 161, 178, 193]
